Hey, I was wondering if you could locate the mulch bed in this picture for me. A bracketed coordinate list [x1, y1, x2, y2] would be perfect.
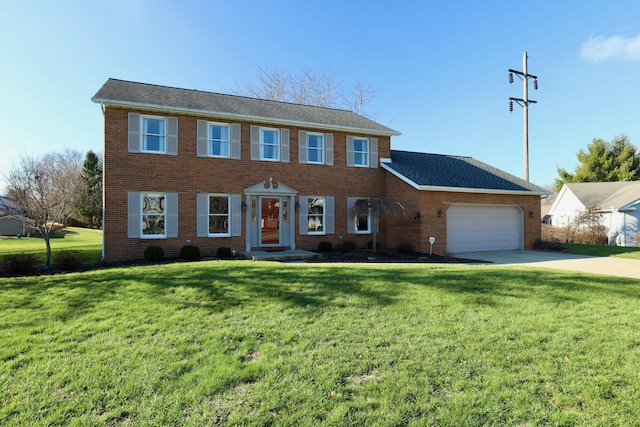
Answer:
[311, 249, 486, 264]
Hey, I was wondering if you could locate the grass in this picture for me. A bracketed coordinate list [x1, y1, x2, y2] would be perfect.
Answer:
[0, 227, 102, 264]
[2, 261, 640, 426]
[565, 243, 640, 259]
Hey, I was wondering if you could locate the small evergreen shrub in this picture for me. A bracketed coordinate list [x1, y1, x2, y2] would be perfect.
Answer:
[216, 247, 233, 259]
[55, 250, 83, 271]
[144, 245, 164, 262]
[341, 241, 356, 252]
[397, 243, 414, 254]
[318, 241, 332, 252]
[534, 239, 566, 252]
[1, 254, 38, 276]
[180, 245, 201, 261]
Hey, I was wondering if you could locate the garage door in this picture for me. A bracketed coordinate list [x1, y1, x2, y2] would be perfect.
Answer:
[447, 205, 523, 253]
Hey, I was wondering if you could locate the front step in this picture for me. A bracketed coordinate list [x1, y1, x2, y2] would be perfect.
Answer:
[243, 249, 320, 262]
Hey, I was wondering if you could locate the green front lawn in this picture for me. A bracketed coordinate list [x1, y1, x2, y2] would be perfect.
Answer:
[0, 227, 102, 264]
[2, 261, 640, 425]
[565, 243, 640, 259]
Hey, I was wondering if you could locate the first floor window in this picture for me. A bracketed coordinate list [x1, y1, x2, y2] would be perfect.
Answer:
[142, 193, 165, 237]
[354, 198, 371, 234]
[261, 128, 280, 160]
[209, 123, 230, 157]
[141, 116, 166, 153]
[307, 197, 325, 234]
[209, 195, 230, 236]
[353, 138, 369, 167]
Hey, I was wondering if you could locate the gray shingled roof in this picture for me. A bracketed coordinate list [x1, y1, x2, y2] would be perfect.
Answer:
[383, 150, 549, 194]
[92, 78, 399, 136]
[566, 182, 640, 210]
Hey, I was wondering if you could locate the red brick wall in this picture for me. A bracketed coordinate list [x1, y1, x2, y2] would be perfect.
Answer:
[103, 106, 391, 261]
[385, 169, 542, 254]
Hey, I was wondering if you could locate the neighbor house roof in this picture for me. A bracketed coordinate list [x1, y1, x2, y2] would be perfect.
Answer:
[382, 150, 549, 195]
[92, 78, 400, 136]
[564, 182, 640, 211]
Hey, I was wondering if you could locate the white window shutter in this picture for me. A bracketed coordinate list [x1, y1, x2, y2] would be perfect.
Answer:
[128, 113, 140, 152]
[298, 196, 308, 235]
[197, 193, 209, 237]
[166, 118, 178, 155]
[347, 197, 356, 233]
[250, 125, 260, 160]
[165, 193, 178, 237]
[281, 128, 290, 163]
[230, 124, 241, 159]
[197, 120, 208, 157]
[370, 137, 378, 168]
[325, 133, 334, 165]
[298, 131, 307, 163]
[230, 194, 242, 236]
[346, 136, 354, 167]
[325, 196, 335, 234]
[127, 192, 140, 238]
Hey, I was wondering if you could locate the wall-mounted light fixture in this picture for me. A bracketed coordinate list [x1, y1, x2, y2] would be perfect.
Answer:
[241, 201, 247, 211]
[437, 209, 443, 218]
[294, 201, 300, 211]
[528, 210, 534, 218]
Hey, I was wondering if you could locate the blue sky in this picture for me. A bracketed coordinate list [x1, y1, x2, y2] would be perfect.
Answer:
[1, 0, 639, 192]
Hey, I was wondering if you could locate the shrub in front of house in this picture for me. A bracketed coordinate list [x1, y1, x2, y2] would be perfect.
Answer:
[144, 245, 164, 262]
[341, 241, 356, 253]
[1, 254, 38, 276]
[318, 241, 332, 252]
[397, 243, 414, 254]
[180, 245, 201, 261]
[216, 247, 233, 259]
[55, 250, 83, 272]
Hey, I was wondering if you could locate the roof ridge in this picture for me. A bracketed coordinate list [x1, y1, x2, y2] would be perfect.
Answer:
[391, 149, 472, 159]
[105, 78, 358, 114]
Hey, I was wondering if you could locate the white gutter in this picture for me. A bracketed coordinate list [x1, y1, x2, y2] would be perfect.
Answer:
[91, 98, 401, 137]
[381, 162, 550, 196]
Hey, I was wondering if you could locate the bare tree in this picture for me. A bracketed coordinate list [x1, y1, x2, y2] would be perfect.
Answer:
[236, 66, 379, 114]
[4, 150, 83, 268]
[349, 197, 407, 253]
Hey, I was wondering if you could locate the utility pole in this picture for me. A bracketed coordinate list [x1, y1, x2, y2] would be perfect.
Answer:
[509, 52, 538, 182]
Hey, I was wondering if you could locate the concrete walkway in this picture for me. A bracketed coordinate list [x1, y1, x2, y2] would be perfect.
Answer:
[455, 250, 640, 280]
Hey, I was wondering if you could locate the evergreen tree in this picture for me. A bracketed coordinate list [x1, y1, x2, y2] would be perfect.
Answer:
[555, 135, 640, 191]
[78, 150, 103, 228]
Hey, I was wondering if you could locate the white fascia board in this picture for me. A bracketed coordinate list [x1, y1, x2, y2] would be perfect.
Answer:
[91, 98, 401, 137]
[381, 163, 549, 196]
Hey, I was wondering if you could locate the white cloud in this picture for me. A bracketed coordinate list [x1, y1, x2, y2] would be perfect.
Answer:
[580, 34, 640, 62]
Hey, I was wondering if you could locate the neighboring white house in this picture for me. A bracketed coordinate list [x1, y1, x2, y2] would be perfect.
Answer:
[548, 182, 640, 246]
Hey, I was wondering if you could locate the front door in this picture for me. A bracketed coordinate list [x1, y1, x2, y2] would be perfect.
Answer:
[260, 197, 280, 246]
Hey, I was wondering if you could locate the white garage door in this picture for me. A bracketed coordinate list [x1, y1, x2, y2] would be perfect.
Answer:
[447, 205, 523, 253]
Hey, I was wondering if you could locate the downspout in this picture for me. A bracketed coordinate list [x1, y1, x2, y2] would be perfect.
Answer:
[100, 102, 105, 260]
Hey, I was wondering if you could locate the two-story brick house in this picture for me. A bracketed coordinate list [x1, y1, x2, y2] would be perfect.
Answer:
[92, 78, 547, 262]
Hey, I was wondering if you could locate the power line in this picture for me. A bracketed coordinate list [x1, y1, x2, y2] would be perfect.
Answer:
[508, 52, 538, 182]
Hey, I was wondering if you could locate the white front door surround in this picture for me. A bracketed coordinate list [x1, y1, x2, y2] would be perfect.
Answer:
[244, 178, 297, 251]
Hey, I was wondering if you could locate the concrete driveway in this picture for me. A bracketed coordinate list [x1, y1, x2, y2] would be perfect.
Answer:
[455, 250, 640, 280]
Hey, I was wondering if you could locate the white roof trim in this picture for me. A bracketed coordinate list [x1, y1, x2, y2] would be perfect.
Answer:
[381, 163, 549, 196]
[92, 98, 401, 137]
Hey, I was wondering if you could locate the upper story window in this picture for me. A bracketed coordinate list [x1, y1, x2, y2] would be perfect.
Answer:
[209, 123, 230, 157]
[298, 131, 333, 165]
[142, 116, 167, 153]
[261, 128, 280, 161]
[307, 133, 324, 164]
[127, 113, 178, 155]
[251, 125, 289, 163]
[353, 138, 369, 167]
[346, 136, 377, 168]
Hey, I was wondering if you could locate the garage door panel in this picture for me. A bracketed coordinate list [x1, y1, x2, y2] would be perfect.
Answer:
[447, 205, 523, 253]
